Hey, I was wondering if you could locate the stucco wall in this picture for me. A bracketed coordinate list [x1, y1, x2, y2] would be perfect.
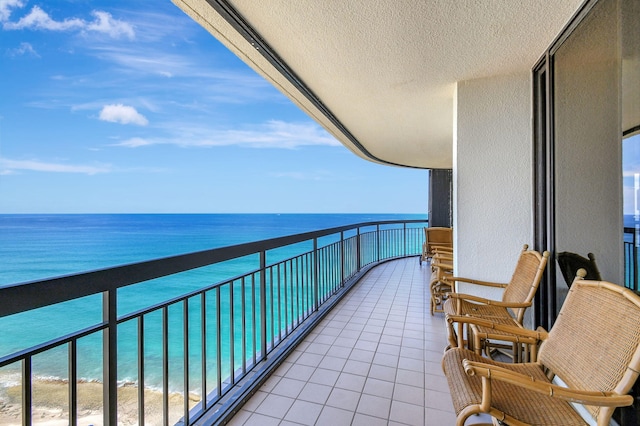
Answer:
[453, 71, 533, 300]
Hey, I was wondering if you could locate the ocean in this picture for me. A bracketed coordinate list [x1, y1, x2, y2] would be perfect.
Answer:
[0, 213, 425, 393]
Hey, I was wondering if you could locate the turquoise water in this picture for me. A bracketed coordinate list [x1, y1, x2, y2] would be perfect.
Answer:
[0, 214, 425, 392]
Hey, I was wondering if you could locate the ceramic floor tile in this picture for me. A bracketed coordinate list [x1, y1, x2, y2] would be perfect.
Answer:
[325, 345, 352, 359]
[283, 400, 323, 425]
[393, 383, 424, 406]
[308, 367, 340, 386]
[242, 412, 280, 426]
[297, 382, 332, 404]
[284, 364, 316, 382]
[270, 377, 306, 398]
[342, 359, 371, 376]
[253, 393, 295, 418]
[334, 371, 367, 392]
[316, 405, 355, 426]
[390, 400, 424, 425]
[356, 394, 392, 419]
[362, 377, 394, 399]
[351, 412, 388, 426]
[326, 387, 362, 411]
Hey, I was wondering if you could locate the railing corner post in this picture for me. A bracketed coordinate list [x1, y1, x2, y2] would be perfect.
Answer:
[102, 289, 117, 426]
[260, 251, 267, 361]
[313, 238, 319, 311]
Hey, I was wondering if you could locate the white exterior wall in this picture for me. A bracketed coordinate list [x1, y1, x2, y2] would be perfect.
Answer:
[453, 71, 533, 300]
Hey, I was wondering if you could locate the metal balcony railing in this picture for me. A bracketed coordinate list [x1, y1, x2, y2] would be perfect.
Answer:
[624, 226, 639, 291]
[0, 219, 427, 426]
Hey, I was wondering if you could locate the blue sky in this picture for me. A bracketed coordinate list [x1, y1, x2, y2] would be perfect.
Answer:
[0, 0, 428, 214]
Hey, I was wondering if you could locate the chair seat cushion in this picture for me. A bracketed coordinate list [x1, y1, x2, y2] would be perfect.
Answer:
[442, 347, 587, 425]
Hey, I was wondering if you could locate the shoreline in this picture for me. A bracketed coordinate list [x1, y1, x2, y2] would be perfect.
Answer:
[0, 377, 199, 426]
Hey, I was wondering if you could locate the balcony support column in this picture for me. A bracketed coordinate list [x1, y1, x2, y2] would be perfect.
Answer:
[429, 169, 452, 227]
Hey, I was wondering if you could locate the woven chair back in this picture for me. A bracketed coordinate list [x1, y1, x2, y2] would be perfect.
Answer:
[538, 280, 640, 420]
[501, 248, 548, 322]
[424, 227, 453, 256]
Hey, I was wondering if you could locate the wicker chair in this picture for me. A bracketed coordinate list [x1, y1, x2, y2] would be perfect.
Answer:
[420, 227, 453, 265]
[442, 278, 640, 425]
[430, 250, 454, 315]
[443, 245, 550, 351]
[449, 270, 588, 363]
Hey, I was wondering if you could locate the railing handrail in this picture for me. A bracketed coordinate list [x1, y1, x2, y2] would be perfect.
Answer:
[0, 219, 427, 318]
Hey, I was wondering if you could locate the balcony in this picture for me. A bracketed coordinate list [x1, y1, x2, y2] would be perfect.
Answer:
[2, 219, 637, 425]
[0, 220, 435, 425]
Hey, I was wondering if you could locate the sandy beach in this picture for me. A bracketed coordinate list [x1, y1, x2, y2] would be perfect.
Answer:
[0, 378, 199, 426]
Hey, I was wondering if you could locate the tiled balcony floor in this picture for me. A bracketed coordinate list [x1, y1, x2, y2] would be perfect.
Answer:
[226, 257, 490, 425]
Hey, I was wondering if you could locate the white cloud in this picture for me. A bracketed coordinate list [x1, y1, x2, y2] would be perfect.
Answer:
[2, 5, 134, 39]
[7, 41, 39, 57]
[86, 11, 134, 40]
[0, 157, 111, 175]
[0, 0, 23, 22]
[99, 104, 148, 126]
[113, 137, 152, 148]
[113, 120, 339, 149]
[179, 120, 340, 149]
[4, 5, 84, 31]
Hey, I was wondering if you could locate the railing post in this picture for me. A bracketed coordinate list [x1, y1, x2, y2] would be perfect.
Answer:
[102, 289, 117, 426]
[340, 231, 345, 287]
[356, 228, 361, 271]
[376, 224, 381, 262]
[403, 223, 408, 257]
[635, 226, 639, 291]
[313, 238, 319, 311]
[260, 250, 267, 361]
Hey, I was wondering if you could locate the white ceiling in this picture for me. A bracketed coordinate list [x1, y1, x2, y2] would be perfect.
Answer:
[174, 0, 584, 168]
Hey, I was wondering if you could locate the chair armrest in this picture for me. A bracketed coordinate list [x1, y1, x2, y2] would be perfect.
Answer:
[447, 293, 531, 309]
[446, 315, 549, 340]
[431, 259, 453, 269]
[462, 359, 634, 407]
[445, 276, 508, 289]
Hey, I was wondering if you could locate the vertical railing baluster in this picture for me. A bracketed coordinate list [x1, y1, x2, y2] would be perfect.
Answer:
[357, 228, 361, 272]
[298, 255, 305, 327]
[241, 277, 246, 373]
[277, 264, 282, 342]
[215, 287, 222, 396]
[284, 261, 289, 335]
[103, 289, 117, 426]
[22, 356, 32, 426]
[377, 225, 380, 263]
[318, 248, 322, 303]
[404, 223, 408, 257]
[162, 306, 169, 426]
[229, 282, 235, 386]
[340, 231, 345, 288]
[269, 266, 274, 350]
[69, 340, 77, 426]
[183, 298, 190, 425]
[260, 251, 267, 361]
[200, 292, 207, 412]
[313, 238, 319, 311]
[633, 228, 640, 291]
[251, 273, 257, 366]
[138, 315, 145, 426]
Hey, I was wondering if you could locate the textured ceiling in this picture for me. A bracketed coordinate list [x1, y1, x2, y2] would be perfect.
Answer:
[174, 0, 584, 168]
